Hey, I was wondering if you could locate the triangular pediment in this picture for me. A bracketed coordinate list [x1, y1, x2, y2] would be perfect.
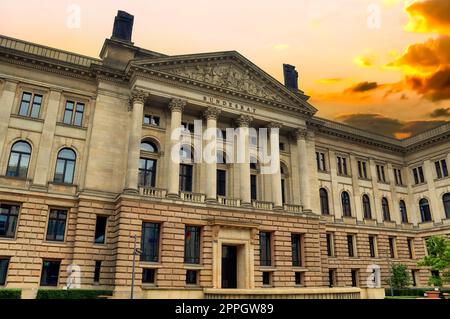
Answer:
[129, 52, 317, 115]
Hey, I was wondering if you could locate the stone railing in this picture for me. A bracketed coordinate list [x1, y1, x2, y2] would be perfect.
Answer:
[217, 196, 241, 207]
[139, 187, 167, 198]
[181, 192, 206, 203]
[204, 288, 363, 299]
[284, 204, 303, 213]
[0, 35, 100, 67]
[252, 200, 274, 210]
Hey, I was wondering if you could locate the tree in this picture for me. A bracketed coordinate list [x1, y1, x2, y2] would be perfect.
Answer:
[418, 236, 450, 287]
[386, 263, 411, 289]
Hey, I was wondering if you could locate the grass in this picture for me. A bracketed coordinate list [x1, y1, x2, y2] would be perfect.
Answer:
[385, 296, 420, 300]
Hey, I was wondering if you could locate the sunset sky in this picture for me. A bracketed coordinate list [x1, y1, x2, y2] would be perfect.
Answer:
[1, 0, 449, 138]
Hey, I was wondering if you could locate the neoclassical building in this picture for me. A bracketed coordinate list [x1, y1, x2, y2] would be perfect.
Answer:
[0, 12, 449, 299]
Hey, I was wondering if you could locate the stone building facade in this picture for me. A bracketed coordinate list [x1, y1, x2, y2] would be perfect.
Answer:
[0, 12, 449, 299]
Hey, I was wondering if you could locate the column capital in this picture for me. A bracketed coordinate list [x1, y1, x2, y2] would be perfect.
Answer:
[293, 128, 308, 140]
[203, 106, 221, 120]
[268, 122, 283, 129]
[128, 90, 147, 111]
[235, 115, 253, 128]
[168, 98, 186, 113]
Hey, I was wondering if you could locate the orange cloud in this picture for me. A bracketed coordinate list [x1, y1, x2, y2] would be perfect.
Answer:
[405, 66, 450, 101]
[405, 0, 450, 35]
[354, 54, 377, 68]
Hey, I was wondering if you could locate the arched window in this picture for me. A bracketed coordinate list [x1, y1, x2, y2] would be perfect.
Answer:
[419, 199, 432, 222]
[320, 188, 330, 215]
[6, 141, 31, 178]
[179, 145, 194, 192]
[139, 141, 158, 188]
[342, 191, 352, 217]
[54, 148, 76, 184]
[382, 197, 391, 221]
[444, 193, 450, 219]
[362, 195, 372, 219]
[400, 200, 408, 223]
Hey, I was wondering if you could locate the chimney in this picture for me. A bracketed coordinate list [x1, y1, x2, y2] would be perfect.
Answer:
[283, 64, 299, 91]
[111, 10, 134, 43]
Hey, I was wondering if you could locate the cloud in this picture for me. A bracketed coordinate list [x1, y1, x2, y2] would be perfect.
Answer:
[336, 113, 446, 138]
[347, 81, 379, 93]
[316, 78, 343, 84]
[405, 0, 450, 35]
[429, 107, 450, 117]
[354, 54, 377, 68]
[387, 36, 450, 73]
[405, 66, 450, 101]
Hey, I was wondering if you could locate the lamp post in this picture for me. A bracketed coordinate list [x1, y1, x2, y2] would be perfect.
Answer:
[131, 234, 142, 299]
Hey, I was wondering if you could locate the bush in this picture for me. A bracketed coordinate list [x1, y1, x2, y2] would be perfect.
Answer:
[385, 288, 450, 297]
[36, 289, 113, 299]
[0, 289, 22, 299]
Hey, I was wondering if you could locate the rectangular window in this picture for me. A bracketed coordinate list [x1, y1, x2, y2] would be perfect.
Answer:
[0, 258, 9, 286]
[184, 226, 201, 264]
[326, 233, 335, 257]
[142, 268, 156, 284]
[407, 238, 415, 259]
[262, 272, 272, 286]
[179, 164, 193, 192]
[411, 270, 418, 287]
[94, 261, 101, 283]
[279, 143, 285, 151]
[295, 272, 304, 286]
[250, 174, 257, 201]
[351, 270, 359, 287]
[394, 168, 403, 185]
[143, 115, 160, 126]
[186, 270, 198, 285]
[0, 204, 20, 239]
[181, 122, 195, 133]
[40, 260, 61, 287]
[141, 223, 160, 262]
[413, 166, 425, 184]
[260, 232, 272, 267]
[369, 236, 377, 258]
[377, 165, 386, 182]
[63, 101, 84, 126]
[337, 156, 348, 175]
[217, 169, 226, 197]
[94, 215, 108, 244]
[389, 237, 396, 258]
[316, 152, 327, 171]
[19, 92, 42, 118]
[358, 161, 368, 179]
[347, 234, 356, 257]
[435, 160, 449, 179]
[291, 234, 303, 267]
[328, 269, 336, 288]
[46, 209, 67, 242]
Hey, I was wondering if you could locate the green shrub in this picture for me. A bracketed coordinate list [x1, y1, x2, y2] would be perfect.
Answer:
[0, 289, 22, 299]
[385, 288, 450, 297]
[36, 289, 113, 299]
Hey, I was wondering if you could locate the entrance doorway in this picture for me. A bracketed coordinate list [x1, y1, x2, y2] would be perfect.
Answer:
[221, 245, 237, 289]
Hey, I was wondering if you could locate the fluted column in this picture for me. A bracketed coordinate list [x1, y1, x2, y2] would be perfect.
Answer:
[167, 98, 186, 198]
[204, 107, 221, 202]
[295, 129, 311, 212]
[269, 122, 283, 209]
[124, 91, 146, 193]
[236, 115, 253, 206]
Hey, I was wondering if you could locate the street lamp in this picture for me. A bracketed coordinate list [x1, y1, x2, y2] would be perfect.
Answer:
[131, 234, 142, 299]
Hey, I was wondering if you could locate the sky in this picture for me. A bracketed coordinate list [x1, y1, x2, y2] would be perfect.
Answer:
[1, 0, 449, 138]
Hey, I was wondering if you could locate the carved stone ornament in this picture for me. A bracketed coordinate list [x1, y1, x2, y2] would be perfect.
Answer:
[128, 90, 147, 111]
[293, 128, 308, 140]
[203, 107, 221, 120]
[168, 98, 186, 113]
[161, 62, 284, 103]
[235, 114, 253, 128]
[268, 122, 283, 129]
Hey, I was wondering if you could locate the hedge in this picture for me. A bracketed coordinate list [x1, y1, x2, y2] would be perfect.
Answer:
[0, 289, 22, 299]
[385, 288, 450, 297]
[36, 289, 113, 299]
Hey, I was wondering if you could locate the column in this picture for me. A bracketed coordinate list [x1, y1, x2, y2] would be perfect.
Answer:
[424, 160, 443, 223]
[32, 90, 62, 187]
[204, 107, 221, 202]
[124, 90, 146, 193]
[349, 154, 363, 221]
[269, 122, 283, 209]
[236, 115, 253, 206]
[166, 98, 186, 198]
[329, 149, 341, 219]
[387, 163, 401, 224]
[295, 129, 311, 212]
[369, 158, 383, 223]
